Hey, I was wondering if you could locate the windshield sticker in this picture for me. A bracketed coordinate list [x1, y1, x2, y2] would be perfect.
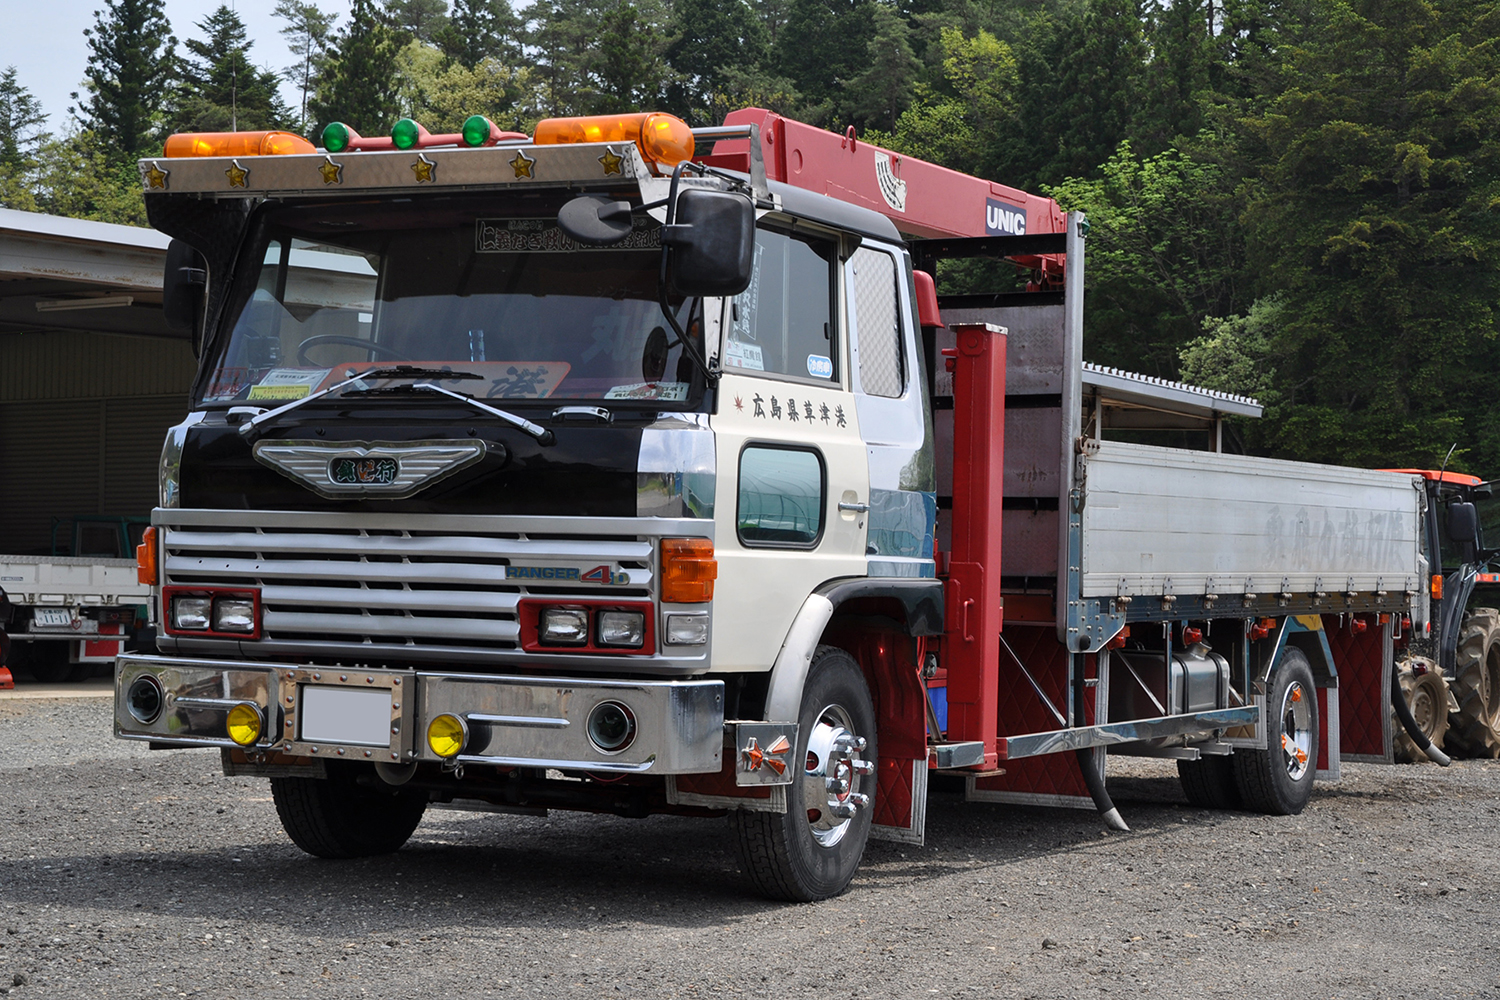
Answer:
[604, 381, 690, 401]
[724, 339, 764, 371]
[806, 354, 833, 379]
[247, 368, 330, 401]
[476, 218, 661, 253]
[205, 367, 253, 401]
[730, 244, 764, 342]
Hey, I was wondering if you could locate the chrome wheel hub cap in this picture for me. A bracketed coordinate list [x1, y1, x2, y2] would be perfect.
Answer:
[1279, 680, 1314, 781]
[802, 705, 875, 847]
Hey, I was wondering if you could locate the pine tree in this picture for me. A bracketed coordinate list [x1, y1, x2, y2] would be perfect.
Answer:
[312, 0, 403, 134]
[386, 0, 451, 43]
[77, 0, 177, 163]
[774, 0, 879, 123]
[0, 67, 49, 171]
[274, 0, 340, 134]
[846, 5, 921, 131]
[438, 0, 523, 68]
[170, 5, 292, 133]
[665, 0, 768, 121]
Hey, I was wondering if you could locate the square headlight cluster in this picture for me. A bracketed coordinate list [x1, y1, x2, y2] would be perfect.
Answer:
[168, 591, 258, 635]
[540, 606, 645, 648]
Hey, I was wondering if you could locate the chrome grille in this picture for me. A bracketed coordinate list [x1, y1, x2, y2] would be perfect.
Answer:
[162, 515, 656, 651]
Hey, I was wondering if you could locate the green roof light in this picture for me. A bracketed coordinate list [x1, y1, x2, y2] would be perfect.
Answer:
[322, 122, 351, 153]
[462, 115, 495, 147]
[391, 118, 421, 150]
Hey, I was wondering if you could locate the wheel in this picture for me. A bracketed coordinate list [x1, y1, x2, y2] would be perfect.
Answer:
[1446, 608, 1500, 758]
[1392, 656, 1451, 762]
[270, 764, 428, 858]
[295, 335, 410, 365]
[14, 640, 75, 683]
[732, 646, 877, 901]
[1177, 753, 1242, 809]
[1234, 647, 1318, 815]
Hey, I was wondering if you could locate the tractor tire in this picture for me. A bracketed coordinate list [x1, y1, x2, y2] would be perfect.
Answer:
[271, 764, 428, 858]
[732, 646, 877, 902]
[1446, 608, 1500, 758]
[1177, 753, 1242, 809]
[1392, 656, 1451, 763]
[1234, 648, 1318, 815]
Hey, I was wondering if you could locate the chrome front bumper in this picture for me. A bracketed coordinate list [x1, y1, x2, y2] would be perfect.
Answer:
[115, 653, 724, 774]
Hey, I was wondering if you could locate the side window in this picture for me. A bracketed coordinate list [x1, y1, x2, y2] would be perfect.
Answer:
[850, 247, 904, 398]
[724, 228, 836, 384]
[737, 446, 825, 547]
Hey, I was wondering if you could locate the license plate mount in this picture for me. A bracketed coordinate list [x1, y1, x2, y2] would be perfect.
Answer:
[299, 685, 394, 747]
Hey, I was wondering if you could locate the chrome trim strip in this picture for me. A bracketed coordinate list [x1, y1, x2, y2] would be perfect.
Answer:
[454, 753, 655, 772]
[153, 508, 713, 540]
[999, 707, 1260, 760]
[172, 696, 249, 710]
[466, 713, 570, 729]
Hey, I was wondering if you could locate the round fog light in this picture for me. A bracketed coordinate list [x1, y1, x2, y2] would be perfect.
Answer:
[226, 703, 263, 746]
[427, 713, 468, 759]
[586, 700, 636, 754]
[125, 675, 164, 725]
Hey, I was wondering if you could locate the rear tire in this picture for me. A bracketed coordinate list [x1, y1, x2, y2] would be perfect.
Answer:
[1392, 656, 1450, 763]
[1235, 647, 1318, 815]
[271, 764, 428, 858]
[1177, 753, 1242, 809]
[1446, 608, 1500, 758]
[14, 640, 74, 683]
[732, 646, 877, 902]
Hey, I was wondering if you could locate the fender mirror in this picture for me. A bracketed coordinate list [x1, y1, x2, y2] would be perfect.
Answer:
[162, 239, 207, 355]
[557, 195, 636, 246]
[662, 188, 755, 297]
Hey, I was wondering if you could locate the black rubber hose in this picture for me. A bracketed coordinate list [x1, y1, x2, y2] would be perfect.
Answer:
[1076, 749, 1129, 830]
[1391, 669, 1452, 766]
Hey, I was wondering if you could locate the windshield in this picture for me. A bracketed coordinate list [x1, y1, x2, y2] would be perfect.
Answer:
[201, 196, 701, 408]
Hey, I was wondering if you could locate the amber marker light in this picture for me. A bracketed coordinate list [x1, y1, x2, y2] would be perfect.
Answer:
[136, 526, 158, 586]
[226, 703, 264, 746]
[1431, 574, 1444, 600]
[163, 131, 316, 158]
[660, 538, 716, 603]
[532, 112, 695, 173]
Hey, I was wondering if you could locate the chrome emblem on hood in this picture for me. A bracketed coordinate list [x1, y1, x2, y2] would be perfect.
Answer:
[253, 440, 486, 499]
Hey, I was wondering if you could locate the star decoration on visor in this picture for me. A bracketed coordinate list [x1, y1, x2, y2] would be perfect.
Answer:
[411, 153, 436, 183]
[598, 146, 624, 175]
[318, 155, 343, 185]
[141, 161, 169, 190]
[509, 150, 535, 179]
[225, 159, 249, 188]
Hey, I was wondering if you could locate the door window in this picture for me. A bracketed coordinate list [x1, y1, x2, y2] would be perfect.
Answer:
[737, 446, 825, 547]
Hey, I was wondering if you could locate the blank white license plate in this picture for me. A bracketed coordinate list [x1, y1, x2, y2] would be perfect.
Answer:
[33, 608, 73, 628]
[300, 686, 393, 747]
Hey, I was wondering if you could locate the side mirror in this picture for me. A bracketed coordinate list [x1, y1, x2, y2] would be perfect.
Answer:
[663, 188, 755, 297]
[162, 239, 207, 355]
[1449, 501, 1480, 562]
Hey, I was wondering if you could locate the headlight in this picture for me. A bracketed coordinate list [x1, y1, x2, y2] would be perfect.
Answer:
[212, 597, 256, 633]
[172, 596, 212, 630]
[596, 610, 645, 648]
[540, 607, 590, 645]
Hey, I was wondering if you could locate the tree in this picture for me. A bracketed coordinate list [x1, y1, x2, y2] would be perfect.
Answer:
[0, 67, 49, 171]
[275, 0, 340, 134]
[438, 0, 523, 68]
[312, 0, 403, 134]
[665, 0, 768, 122]
[595, 0, 671, 112]
[77, 0, 177, 163]
[393, 40, 539, 131]
[169, 5, 292, 133]
[774, 0, 879, 124]
[385, 0, 451, 42]
[846, 4, 922, 131]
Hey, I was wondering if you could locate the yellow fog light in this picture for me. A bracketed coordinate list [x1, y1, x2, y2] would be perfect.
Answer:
[427, 714, 468, 759]
[226, 703, 263, 746]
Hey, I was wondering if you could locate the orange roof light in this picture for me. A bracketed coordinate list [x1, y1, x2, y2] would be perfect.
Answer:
[532, 112, 694, 174]
[163, 131, 316, 159]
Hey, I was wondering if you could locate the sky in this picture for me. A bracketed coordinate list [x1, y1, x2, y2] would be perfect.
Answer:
[1, 0, 355, 132]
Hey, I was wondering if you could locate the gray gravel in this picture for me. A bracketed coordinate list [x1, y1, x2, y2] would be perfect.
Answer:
[3, 695, 1499, 998]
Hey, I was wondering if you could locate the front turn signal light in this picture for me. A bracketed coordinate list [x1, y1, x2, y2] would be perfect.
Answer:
[163, 131, 316, 158]
[427, 714, 468, 759]
[226, 703, 263, 746]
[533, 112, 695, 173]
[661, 538, 716, 603]
[136, 526, 158, 585]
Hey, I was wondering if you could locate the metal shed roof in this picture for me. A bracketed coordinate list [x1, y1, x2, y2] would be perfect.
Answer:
[1082, 362, 1263, 419]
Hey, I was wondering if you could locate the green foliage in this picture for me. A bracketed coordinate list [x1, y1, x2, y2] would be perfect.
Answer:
[78, 0, 177, 163]
[438, 0, 523, 68]
[312, 0, 403, 134]
[385, 0, 452, 43]
[394, 40, 538, 131]
[665, 0, 768, 123]
[274, 1, 340, 134]
[169, 6, 292, 134]
[0, 67, 49, 171]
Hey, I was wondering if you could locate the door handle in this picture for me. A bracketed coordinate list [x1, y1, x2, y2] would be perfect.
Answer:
[838, 501, 870, 513]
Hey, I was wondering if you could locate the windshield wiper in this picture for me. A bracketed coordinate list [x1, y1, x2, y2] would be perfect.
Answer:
[236, 366, 485, 441]
[397, 382, 555, 445]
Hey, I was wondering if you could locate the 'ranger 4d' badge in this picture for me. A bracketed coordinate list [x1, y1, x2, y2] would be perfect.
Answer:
[253, 440, 488, 499]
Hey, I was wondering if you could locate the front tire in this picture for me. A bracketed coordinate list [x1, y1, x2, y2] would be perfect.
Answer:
[732, 646, 877, 901]
[271, 764, 428, 858]
[1177, 753, 1242, 809]
[1235, 647, 1318, 815]
[1446, 608, 1500, 758]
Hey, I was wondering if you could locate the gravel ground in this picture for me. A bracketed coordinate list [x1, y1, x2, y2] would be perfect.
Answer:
[2, 694, 1499, 999]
